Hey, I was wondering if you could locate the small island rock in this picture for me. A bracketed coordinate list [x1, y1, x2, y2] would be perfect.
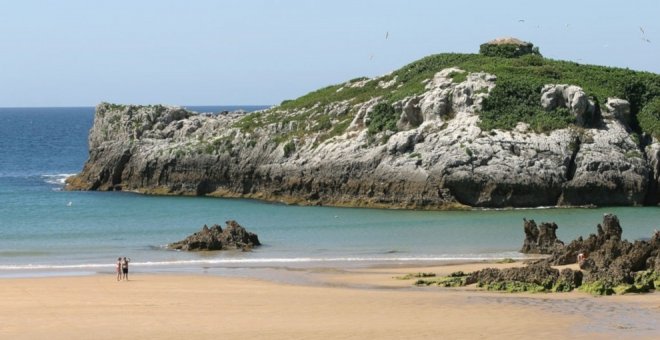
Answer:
[169, 220, 260, 251]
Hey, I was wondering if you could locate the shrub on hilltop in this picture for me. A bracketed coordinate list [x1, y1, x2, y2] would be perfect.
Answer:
[233, 40, 660, 139]
[479, 37, 541, 58]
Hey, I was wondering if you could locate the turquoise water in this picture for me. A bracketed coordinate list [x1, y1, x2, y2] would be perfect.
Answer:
[0, 107, 658, 278]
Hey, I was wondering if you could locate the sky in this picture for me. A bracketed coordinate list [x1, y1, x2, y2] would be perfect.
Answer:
[1, 0, 658, 107]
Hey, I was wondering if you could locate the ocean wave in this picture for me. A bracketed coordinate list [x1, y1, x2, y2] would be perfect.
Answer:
[42, 173, 76, 185]
[0, 254, 539, 271]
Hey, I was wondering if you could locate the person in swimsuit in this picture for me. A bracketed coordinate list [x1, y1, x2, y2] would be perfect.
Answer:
[116, 257, 122, 281]
[121, 257, 130, 281]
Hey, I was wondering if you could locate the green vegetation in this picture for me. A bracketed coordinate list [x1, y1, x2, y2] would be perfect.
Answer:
[232, 47, 660, 142]
[396, 272, 436, 280]
[633, 270, 660, 291]
[399, 267, 659, 295]
[638, 98, 660, 139]
[552, 276, 581, 293]
[496, 258, 516, 264]
[479, 40, 539, 58]
[102, 102, 127, 111]
[283, 140, 296, 157]
[578, 280, 617, 295]
[479, 281, 549, 293]
[449, 70, 467, 83]
[414, 271, 469, 287]
[479, 78, 574, 132]
[367, 102, 398, 135]
[579, 272, 659, 295]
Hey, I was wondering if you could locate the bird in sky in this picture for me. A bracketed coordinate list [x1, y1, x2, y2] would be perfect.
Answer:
[518, 19, 525, 23]
[385, 31, 389, 40]
[639, 26, 651, 43]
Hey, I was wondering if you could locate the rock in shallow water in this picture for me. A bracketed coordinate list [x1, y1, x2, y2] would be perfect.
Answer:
[168, 220, 260, 251]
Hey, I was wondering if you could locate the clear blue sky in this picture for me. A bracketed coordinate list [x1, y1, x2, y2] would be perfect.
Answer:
[1, 0, 658, 107]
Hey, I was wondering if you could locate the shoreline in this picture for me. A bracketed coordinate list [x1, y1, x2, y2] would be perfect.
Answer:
[1, 261, 658, 339]
[0, 257, 545, 281]
[63, 181, 621, 211]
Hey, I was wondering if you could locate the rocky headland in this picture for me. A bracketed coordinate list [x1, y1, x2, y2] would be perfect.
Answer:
[66, 39, 660, 209]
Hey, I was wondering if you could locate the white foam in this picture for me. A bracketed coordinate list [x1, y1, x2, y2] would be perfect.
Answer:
[0, 254, 539, 271]
[42, 173, 76, 185]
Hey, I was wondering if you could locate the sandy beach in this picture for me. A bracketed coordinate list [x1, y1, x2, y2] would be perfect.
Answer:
[1, 262, 659, 340]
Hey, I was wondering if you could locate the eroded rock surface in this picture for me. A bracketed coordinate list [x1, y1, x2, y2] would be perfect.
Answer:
[168, 220, 260, 251]
[520, 219, 564, 254]
[470, 214, 660, 294]
[66, 68, 657, 209]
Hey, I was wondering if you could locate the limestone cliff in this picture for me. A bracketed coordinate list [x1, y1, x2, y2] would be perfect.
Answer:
[67, 52, 660, 208]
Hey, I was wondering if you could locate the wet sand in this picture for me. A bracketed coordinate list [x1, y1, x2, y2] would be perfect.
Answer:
[1, 262, 658, 339]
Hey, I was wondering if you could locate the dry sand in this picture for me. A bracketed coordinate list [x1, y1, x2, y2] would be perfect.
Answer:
[1, 262, 658, 339]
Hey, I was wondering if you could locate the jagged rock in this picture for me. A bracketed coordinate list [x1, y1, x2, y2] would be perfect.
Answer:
[599, 213, 623, 240]
[556, 268, 583, 291]
[520, 218, 564, 254]
[467, 263, 581, 292]
[395, 96, 423, 130]
[387, 130, 424, 155]
[468, 263, 558, 286]
[462, 214, 659, 294]
[545, 214, 659, 294]
[540, 84, 596, 126]
[168, 220, 260, 251]
[604, 98, 631, 124]
[348, 97, 381, 131]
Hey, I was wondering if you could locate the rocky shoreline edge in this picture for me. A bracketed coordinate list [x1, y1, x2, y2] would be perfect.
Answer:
[64, 56, 660, 210]
[404, 214, 660, 295]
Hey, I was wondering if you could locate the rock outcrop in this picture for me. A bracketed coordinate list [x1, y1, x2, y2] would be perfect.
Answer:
[66, 65, 658, 209]
[425, 214, 659, 294]
[520, 219, 564, 254]
[467, 263, 583, 293]
[480, 214, 660, 294]
[168, 220, 260, 251]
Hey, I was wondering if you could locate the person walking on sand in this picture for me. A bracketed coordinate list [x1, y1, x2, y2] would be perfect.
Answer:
[121, 257, 130, 281]
[116, 257, 122, 281]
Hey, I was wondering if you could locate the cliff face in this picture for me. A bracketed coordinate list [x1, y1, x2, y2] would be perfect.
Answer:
[67, 67, 659, 208]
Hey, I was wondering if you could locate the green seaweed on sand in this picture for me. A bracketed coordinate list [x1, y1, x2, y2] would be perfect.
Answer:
[395, 272, 436, 280]
[414, 271, 470, 287]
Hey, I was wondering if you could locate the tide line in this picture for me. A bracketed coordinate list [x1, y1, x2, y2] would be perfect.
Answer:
[0, 255, 534, 271]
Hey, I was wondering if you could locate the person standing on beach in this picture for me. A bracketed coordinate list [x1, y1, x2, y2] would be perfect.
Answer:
[116, 257, 122, 281]
[121, 257, 130, 281]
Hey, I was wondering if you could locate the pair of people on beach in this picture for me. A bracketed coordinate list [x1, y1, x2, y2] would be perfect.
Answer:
[116, 257, 130, 281]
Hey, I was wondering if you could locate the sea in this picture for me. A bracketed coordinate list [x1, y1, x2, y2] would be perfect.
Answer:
[0, 106, 658, 279]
